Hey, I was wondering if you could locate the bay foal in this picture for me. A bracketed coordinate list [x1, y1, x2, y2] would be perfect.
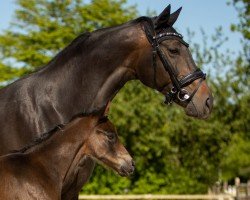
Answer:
[0, 111, 134, 200]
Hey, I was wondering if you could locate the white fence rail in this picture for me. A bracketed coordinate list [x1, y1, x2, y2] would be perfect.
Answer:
[78, 194, 234, 200]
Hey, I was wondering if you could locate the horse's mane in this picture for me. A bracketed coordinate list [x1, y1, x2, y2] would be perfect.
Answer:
[36, 16, 149, 70]
[132, 16, 154, 27]
[45, 31, 91, 67]
[29, 16, 156, 74]
[11, 107, 105, 154]
[57, 16, 153, 52]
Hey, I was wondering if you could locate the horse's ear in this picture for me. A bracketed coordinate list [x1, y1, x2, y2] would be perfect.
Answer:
[167, 7, 182, 27]
[154, 5, 171, 29]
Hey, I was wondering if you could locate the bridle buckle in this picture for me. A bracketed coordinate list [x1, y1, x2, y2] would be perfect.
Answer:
[177, 89, 190, 102]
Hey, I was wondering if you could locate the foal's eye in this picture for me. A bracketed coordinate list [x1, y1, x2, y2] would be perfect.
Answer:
[106, 132, 115, 141]
[98, 116, 108, 124]
[168, 48, 179, 54]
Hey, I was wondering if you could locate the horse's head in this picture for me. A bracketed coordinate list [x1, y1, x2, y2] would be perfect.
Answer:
[85, 105, 134, 177]
[134, 5, 213, 119]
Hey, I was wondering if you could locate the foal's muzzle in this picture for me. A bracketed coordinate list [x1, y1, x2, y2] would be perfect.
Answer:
[118, 159, 135, 177]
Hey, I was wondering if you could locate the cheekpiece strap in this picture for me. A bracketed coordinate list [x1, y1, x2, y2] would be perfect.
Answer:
[144, 18, 205, 105]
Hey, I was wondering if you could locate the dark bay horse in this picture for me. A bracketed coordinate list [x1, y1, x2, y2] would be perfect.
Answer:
[0, 5, 213, 199]
[0, 110, 134, 200]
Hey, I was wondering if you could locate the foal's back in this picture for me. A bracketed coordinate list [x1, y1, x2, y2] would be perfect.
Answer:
[0, 153, 59, 200]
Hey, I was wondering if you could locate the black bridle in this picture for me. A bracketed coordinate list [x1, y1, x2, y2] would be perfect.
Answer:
[144, 21, 206, 105]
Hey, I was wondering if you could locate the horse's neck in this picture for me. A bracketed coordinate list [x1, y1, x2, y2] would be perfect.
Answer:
[15, 24, 144, 137]
[36, 26, 139, 114]
[29, 117, 90, 183]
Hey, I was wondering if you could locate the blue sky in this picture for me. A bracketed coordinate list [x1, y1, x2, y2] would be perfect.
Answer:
[0, 0, 242, 53]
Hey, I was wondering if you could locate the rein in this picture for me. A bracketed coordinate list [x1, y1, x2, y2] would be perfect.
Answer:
[144, 20, 206, 105]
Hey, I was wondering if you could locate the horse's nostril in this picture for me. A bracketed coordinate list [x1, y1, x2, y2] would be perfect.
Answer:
[206, 98, 212, 110]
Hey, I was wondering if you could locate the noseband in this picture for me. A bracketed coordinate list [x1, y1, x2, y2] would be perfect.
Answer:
[144, 21, 206, 105]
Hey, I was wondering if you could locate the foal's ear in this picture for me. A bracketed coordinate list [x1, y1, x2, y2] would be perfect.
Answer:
[93, 102, 111, 124]
[98, 101, 110, 117]
[167, 7, 182, 27]
[154, 5, 171, 29]
[104, 101, 111, 116]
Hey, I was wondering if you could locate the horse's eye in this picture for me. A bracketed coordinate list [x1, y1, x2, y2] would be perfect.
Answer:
[168, 48, 179, 54]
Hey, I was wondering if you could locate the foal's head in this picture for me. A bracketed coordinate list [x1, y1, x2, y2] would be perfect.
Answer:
[84, 109, 134, 177]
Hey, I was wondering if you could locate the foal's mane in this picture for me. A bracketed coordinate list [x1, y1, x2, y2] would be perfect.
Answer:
[11, 107, 105, 154]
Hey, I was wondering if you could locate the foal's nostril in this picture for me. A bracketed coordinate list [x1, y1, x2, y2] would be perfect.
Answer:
[130, 160, 135, 173]
[120, 160, 135, 176]
[132, 160, 135, 167]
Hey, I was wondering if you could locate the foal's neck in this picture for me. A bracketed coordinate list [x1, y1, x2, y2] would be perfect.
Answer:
[28, 117, 92, 184]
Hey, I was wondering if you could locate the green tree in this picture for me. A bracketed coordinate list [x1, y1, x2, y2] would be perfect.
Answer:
[219, 0, 250, 182]
[0, 0, 137, 84]
[230, 0, 250, 40]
